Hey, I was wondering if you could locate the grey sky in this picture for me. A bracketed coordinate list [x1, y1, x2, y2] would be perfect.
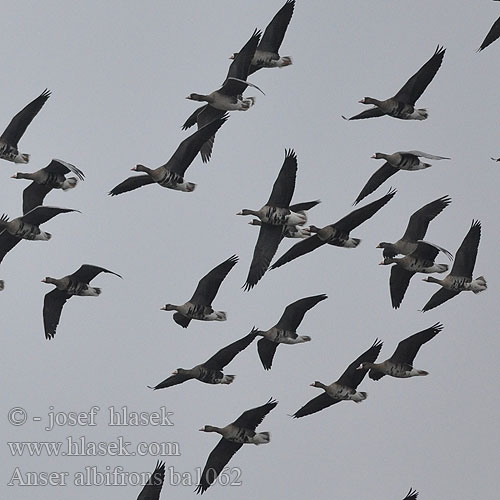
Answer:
[1, 1, 499, 499]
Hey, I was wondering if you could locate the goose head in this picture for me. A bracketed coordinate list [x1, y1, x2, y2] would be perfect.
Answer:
[186, 93, 208, 102]
[378, 257, 395, 265]
[199, 425, 222, 434]
[172, 368, 187, 376]
[422, 276, 442, 284]
[236, 209, 257, 216]
[359, 97, 379, 105]
[161, 304, 178, 311]
[356, 362, 373, 371]
[132, 164, 151, 173]
[41, 277, 58, 285]
[310, 381, 327, 390]
[371, 153, 387, 160]
[11, 172, 32, 180]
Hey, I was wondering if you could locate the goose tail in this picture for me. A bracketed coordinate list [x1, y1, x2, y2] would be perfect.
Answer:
[215, 311, 227, 321]
[345, 238, 361, 248]
[15, 153, 30, 164]
[62, 177, 78, 190]
[353, 391, 367, 403]
[254, 431, 271, 444]
[221, 375, 235, 384]
[472, 276, 487, 293]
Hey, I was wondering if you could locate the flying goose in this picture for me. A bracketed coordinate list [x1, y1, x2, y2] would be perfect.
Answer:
[380, 242, 449, 309]
[183, 30, 262, 162]
[196, 398, 277, 494]
[137, 461, 165, 500]
[248, 199, 318, 238]
[161, 255, 238, 328]
[12, 159, 85, 214]
[236, 150, 307, 226]
[148, 330, 257, 389]
[343, 46, 445, 121]
[244, 200, 319, 290]
[232, 0, 295, 74]
[271, 189, 396, 270]
[491, 157, 500, 162]
[42, 264, 122, 339]
[292, 340, 382, 418]
[0, 89, 51, 164]
[354, 152, 450, 205]
[0, 206, 78, 265]
[478, 15, 500, 51]
[377, 196, 452, 259]
[109, 115, 228, 196]
[422, 220, 487, 312]
[358, 323, 442, 380]
[239, 151, 318, 289]
[253, 294, 327, 370]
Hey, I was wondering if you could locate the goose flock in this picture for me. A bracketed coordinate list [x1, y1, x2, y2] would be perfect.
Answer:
[1, 2, 498, 500]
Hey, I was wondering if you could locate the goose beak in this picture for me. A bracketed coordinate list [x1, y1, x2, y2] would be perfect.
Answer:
[378, 261, 384, 265]
[371, 154, 377, 159]
[376, 243, 382, 248]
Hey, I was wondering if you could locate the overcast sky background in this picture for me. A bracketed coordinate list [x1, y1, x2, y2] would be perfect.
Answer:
[1, 1, 499, 499]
